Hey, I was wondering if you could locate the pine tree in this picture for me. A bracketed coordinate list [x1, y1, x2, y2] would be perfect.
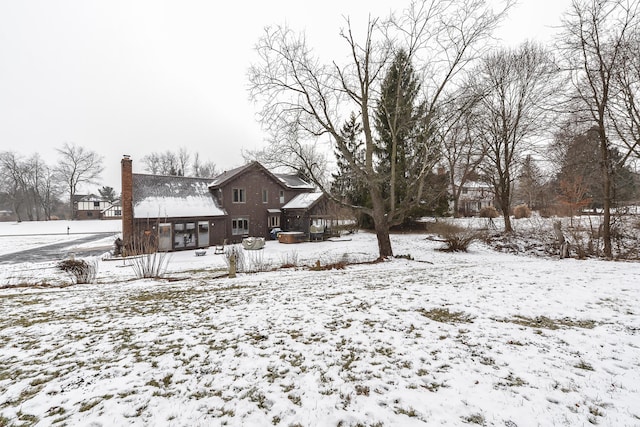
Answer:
[332, 113, 370, 214]
[374, 49, 438, 217]
[98, 186, 118, 203]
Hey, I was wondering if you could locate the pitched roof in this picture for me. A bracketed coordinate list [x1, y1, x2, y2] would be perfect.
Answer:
[208, 163, 255, 187]
[209, 161, 315, 190]
[283, 192, 324, 210]
[132, 174, 226, 219]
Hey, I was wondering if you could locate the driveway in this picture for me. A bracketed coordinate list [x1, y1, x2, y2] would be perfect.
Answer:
[0, 233, 114, 265]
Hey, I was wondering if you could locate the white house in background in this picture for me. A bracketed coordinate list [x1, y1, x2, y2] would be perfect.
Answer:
[101, 200, 122, 219]
[74, 194, 120, 220]
[455, 181, 495, 216]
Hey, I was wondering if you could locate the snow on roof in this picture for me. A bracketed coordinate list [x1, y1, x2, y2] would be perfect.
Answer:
[456, 181, 492, 189]
[283, 192, 323, 210]
[133, 174, 225, 219]
[134, 195, 225, 219]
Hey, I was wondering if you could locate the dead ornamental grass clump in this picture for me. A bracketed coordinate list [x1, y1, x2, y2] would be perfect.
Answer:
[479, 206, 499, 218]
[427, 221, 487, 252]
[130, 251, 171, 279]
[513, 204, 531, 219]
[57, 259, 97, 284]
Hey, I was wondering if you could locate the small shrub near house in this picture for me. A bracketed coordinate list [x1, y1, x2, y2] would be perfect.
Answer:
[130, 252, 170, 279]
[513, 204, 531, 219]
[479, 206, 499, 218]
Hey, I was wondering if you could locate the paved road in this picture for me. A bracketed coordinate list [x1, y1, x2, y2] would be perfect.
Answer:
[0, 233, 114, 265]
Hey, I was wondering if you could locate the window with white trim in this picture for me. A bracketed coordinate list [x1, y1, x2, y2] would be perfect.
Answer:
[232, 188, 246, 203]
[262, 189, 268, 203]
[279, 190, 285, 204]
[232, 218, 249, 235]
[269, 215, 280, 228]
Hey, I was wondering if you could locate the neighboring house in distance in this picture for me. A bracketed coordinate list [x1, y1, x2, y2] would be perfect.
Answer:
[74, 195, 121, 220]
[121, 156, 333, 252]
[455, 181, 495, 216]
[101, 200, 122, 219]
[0, 210, 16, 222]
[74, 194, 112, 220]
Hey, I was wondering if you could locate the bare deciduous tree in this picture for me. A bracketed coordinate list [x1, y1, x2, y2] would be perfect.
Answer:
[192, 152, 218, 177]
[249, 0, 512, 258]
[55, 142, 104, 219]
[474, 41, 558, 232]
[558, 0, 640, 257]
[0, 151, 61, 221]
[611, 28, 640, 161]
[0, 151, 27, 221]
[436, 90, 486, 216]
[177, 146, 191, 177]
[143, 148, 217, 177]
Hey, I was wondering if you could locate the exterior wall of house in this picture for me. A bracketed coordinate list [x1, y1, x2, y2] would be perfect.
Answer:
[216, 167, 307, 242]
[456, 183, 495, 216]
[102, 205, 122, 219]
[75, 200, 111, 220]
[283, 198, 334, 236]
[132, 216, 226, 252]
[0, 210, 17, 222]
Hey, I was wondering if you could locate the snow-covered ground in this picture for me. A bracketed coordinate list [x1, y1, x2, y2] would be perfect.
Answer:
[1, 220, 639, 426]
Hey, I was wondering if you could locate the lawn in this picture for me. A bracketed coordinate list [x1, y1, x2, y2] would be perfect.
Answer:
[0, 219, 639, 426]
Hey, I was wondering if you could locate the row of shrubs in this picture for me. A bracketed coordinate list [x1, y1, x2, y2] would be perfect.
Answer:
[478, 204, 532, 219]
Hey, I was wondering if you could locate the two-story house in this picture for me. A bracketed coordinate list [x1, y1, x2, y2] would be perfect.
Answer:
[121, 155, 331, 252]
[74, 195, 112, 220]
[456, 181, 495, 216]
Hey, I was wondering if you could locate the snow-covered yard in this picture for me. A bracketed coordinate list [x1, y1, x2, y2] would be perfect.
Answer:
[1, 220, 639, 426]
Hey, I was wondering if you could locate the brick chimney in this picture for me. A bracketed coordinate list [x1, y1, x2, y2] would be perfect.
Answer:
[121, 155, 134, 245]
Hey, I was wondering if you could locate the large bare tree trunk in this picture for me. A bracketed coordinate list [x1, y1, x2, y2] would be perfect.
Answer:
[372, 211, 393, 259]
[600, 134, 613, 258]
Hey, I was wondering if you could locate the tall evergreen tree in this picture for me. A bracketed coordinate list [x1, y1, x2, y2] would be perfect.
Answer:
[332, 113, 371, 225]
[374, 50, 430, 212]
[332, 113, 366, 204]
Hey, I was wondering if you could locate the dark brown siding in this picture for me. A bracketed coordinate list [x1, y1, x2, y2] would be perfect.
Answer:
[218, 166, 308, 241]
[134, 216, 225, 251]
[75, 210, 100, 220]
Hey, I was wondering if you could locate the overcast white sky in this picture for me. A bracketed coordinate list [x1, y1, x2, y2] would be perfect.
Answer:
[0, 0, 571, 193]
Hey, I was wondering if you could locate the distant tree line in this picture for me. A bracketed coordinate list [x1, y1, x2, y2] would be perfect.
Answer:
[0, 143, 104, 221]
[0, 144, 219, 221]
[141, 146, 218, 178]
